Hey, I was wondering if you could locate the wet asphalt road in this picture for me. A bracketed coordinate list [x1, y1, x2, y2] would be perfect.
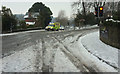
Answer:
[2, 28, 99, 73]
[2, 28, 98, 58]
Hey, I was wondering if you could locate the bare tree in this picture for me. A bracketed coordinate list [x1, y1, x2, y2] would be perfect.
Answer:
[56, 10, 68, 26]
[71, 0, 119, 16]
[71, 0, 112, 25]
[71, 0, 109, 15]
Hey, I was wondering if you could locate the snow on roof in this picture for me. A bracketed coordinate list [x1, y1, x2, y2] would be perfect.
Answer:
[24, 15, 29, 18]
[26, 22, 35, 25]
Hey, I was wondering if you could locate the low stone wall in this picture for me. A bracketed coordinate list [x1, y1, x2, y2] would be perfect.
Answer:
[100, 21, 120, 49]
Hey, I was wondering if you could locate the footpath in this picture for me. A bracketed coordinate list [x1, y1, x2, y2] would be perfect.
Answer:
[81, 31, 120, 71]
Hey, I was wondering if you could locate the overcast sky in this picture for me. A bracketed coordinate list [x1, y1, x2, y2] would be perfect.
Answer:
[1, 2, 73, 18]
[1, 0, 119, 18]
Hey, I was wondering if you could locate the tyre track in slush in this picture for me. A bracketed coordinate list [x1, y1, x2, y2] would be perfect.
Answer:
[34, 39, 43, 72]
[41, 39, 49, 72]
[53, 34, 98, 74]
[41, 37, 58, 72]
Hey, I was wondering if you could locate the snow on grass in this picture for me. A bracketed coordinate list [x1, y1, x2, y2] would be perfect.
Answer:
[2, 40, 42, 72]
[81, 31, 118, 69]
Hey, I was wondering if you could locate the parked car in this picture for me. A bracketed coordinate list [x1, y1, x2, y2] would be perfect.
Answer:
[60, 25, 64, 30]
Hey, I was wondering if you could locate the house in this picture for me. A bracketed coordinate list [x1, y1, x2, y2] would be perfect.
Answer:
[24, 12, 39, 26]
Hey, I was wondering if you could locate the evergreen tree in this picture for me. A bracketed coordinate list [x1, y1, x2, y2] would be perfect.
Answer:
[2, 6, 17, 32]
[28, 2, 53, 28]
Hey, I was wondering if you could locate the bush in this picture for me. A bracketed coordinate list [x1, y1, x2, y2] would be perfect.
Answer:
[103, 21, 120, 27]
[27, 25, 35, 28]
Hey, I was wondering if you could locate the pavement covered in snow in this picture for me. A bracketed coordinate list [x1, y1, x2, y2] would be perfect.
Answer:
[81, 31, 119, 69]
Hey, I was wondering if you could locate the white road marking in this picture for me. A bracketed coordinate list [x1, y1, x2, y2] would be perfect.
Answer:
[1, 30, 45, 36]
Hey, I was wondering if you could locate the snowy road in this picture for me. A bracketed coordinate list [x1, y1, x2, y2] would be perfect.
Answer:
[2, 27, 118, 73]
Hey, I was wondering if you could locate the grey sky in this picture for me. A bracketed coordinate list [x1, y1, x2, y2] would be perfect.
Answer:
[1, 2, 73, 18]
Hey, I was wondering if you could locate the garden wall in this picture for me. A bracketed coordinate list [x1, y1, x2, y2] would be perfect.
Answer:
[100, 21, 120, 49]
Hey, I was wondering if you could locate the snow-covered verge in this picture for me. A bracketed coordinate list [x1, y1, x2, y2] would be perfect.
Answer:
[81, 31, 118, 69]
[61, 31, 118, 72]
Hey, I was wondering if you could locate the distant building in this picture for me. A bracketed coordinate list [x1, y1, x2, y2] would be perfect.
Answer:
[24, 12, 39, 26]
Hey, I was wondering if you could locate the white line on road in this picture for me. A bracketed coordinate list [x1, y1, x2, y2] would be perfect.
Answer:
[0, 30, 45, 36]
